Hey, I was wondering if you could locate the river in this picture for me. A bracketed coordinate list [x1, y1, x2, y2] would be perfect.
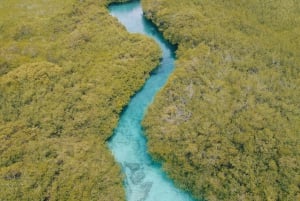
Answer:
[108, 1, 195, 201]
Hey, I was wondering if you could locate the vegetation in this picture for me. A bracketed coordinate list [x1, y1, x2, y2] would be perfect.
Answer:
[142, 0, 300, 200]
[0, 0, 160, 200]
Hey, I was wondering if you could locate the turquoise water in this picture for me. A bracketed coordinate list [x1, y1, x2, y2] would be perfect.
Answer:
[108, 1, 195, 201]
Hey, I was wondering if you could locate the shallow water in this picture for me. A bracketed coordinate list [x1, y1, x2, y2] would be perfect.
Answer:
[108, 1, 195, 201]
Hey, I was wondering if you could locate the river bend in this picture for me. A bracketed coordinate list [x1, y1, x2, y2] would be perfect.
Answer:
[108, 1, 195, 201]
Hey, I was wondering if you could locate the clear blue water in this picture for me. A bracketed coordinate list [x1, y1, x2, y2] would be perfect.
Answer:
[108, 1, 195, 201]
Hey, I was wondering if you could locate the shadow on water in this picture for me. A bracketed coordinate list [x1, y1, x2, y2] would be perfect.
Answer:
[141, 16, 178, 76]
[141, 16, 178, 56]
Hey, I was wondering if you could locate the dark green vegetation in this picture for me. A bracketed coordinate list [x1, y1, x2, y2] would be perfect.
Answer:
[142, 0, 300, 200]
[0, 0, 160, 200]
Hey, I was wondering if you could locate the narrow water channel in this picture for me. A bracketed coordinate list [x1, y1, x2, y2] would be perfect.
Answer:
[108, 1, 195, 201]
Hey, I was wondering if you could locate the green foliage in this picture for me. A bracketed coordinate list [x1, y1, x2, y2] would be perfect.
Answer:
[0, 0, 161, 200]
[142, 0, 300, 200]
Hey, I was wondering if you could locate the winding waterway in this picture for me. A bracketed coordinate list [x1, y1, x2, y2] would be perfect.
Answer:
[108, 1, 195, 201]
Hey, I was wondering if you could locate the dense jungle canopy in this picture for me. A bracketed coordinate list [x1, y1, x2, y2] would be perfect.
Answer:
[0, 0, 160, 200]
[1, 0, 299, 200]
[142, 0, 300, 200]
